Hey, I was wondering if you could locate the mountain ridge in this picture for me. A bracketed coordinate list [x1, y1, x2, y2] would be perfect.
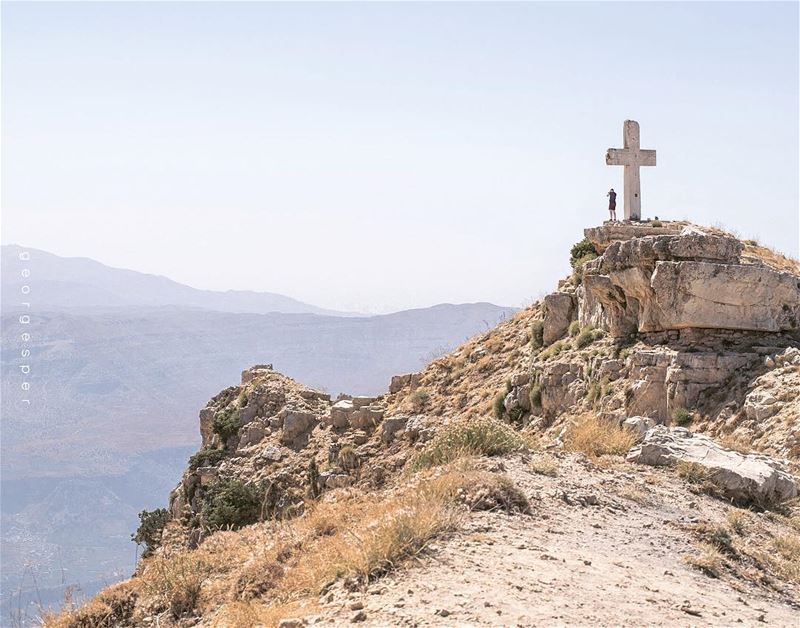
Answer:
[1, 244, 365, 316]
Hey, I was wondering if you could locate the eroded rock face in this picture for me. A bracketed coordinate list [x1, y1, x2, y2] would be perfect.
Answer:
[580, 225, 800, 336]
[543, 292, 576, 345]
[628, 426, 798, 505]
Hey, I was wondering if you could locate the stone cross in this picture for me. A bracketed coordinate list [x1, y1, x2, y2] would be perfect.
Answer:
[606, 120, 656, 221]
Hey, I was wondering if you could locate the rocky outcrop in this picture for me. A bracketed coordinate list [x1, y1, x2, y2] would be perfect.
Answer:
[628, 426, 797, 505]
[389, 372, 421, 394]
[583, 222, 684, 253]
[580, 225, 800, 336]
[542, 292, 576, 345]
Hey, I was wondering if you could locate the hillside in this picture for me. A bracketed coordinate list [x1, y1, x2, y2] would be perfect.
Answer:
[44, 222, 800, 627]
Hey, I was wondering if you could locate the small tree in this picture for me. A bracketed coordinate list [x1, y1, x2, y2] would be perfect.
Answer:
[530, 320, 545, 350]
[307, 459, 321, 499]
[569, 238, 598, 268]
[201, 479, 261, 531]
[132, 508, 170, 556]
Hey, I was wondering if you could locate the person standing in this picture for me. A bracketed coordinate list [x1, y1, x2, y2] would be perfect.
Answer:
[607, 188, 617, 221]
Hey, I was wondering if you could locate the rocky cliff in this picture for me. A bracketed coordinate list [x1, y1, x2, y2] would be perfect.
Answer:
[46, 222, 800, 628]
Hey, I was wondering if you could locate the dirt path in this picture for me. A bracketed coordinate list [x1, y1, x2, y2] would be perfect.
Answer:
[314, 455, 799, 627]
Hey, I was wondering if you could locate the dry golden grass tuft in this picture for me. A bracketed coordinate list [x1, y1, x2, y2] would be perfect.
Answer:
[616, 484, 651, 505]
[45, 466, 509, 628]
[685, 542, 726, 578]
[563, 415, 637, 459]
[40, 581, 139, 628]
[139, 552, 213, 618]
[529, 453, 558, 477]
[742, 241, 800, 274]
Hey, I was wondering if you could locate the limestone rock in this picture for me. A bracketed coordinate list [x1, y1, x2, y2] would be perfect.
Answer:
[580, 226, 800, 336]
[543, 292, 576, 345]
[381, 416, 409, 444]
[330, 400, 354, 428]
[390, 372, 421, 394]
[352, 396, 378, 408]
[239, 421, 268, 448]
[627, 426, 798, 505]
[405, 415, 434, 443]
[321, 471, 352, 489]
[350, 405, 385, 429]
[622, 416, 656, 440]
[584, 222, 683, 253]
[282, 411, 317, 442]
[241, 364, 273, 384]
[199, 407, 215, 448]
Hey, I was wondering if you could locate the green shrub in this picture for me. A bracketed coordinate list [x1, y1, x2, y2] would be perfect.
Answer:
[410, 417, 529, 471]
[410, 388, 431, 411]
[212, 406, 241, 442]
[201, 479, 262, 531]
[575, 326, 603, 349]
[307, 459, 321, 499]
[541, 339, 567, 361]
[568, 320, 581, 337]
[132, 508, 170, 555]
[651, 220, 663, 228]
[188, 447, 228, 470]
[529, 383, 542, 409]
[530, 320, 545, 350]
[672, 407, 694, 426]
[570, 238, 598, 268]
[492, 392, 506, 419]
[507, 406, 525, 426]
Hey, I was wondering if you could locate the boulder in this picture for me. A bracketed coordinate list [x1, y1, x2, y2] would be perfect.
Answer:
[352, 396, 377, 408]
[543, 292, 576, 345]
[281, 411, 317, 442]
[321, 471, 352, 489]
[330, 400, 354, 428]
[627, 426, 798, 505]
[405, 415, 434, 443]
[381, 416, 409, 444]
[350, 405, 385, 429]
[622, 416, 656, 440]
[260, 446, 283, 463]
[238, 421, 268, 448]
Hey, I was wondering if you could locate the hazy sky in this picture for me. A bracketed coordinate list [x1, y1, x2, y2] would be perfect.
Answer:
[2, 2, 798, 313]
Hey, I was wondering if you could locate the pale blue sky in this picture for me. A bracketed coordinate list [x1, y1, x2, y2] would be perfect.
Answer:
[2, 2, 798, 312]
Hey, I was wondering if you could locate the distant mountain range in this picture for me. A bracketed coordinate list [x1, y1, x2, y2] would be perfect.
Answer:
[0, 244, 515, 622]
[1, 244, 356, 316]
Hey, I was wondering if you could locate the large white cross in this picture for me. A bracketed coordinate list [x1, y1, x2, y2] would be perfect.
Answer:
[606, 120, 656, 221]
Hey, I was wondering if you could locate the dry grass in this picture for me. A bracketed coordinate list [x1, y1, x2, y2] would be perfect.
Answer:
[563, 415, 637, 459]
[742, 241, 800, 274]
[675, 461, 718, 497]
[409, 416, 530, 471]
[685, 542, 726, 578]
[616, 484, 651, 505]
[529, 453, 558, 477]
[40, 581, 139, 628]
[139, 552, 213, 618]
[45, 467, 497, 628]
[726, 509, 750, 535]
[719, 434, 755, 455]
